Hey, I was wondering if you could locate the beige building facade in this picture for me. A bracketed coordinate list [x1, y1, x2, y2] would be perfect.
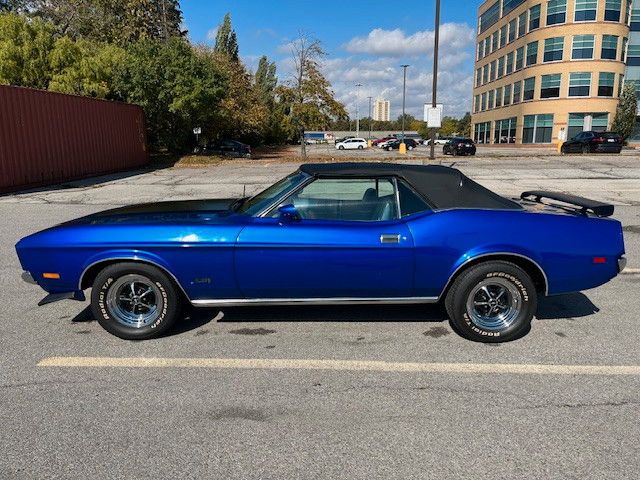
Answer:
[472, 0, 631, 145]
[373, 98, 391, 122]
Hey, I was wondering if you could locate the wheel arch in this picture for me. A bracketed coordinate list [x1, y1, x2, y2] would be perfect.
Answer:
[439, 253, 548, 301]
[79, 257, 191, 302]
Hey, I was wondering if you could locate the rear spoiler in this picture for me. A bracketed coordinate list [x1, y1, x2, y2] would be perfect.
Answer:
[520, 191, 614, 217]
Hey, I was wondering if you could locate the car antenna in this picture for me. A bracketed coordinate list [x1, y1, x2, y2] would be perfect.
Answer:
[243, 185, 246, 197]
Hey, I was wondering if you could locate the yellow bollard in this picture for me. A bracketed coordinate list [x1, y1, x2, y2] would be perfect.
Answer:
[367, 139, 372, 148]
[557, 141, 564, 152]
[399, 142, 407, 154]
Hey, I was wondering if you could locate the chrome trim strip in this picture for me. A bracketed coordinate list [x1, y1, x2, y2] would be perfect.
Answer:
[191, 296, 438, 307]
[437, 252, 549, 299]
[78, 257, 192, 302]
[21, 270, 37, 285]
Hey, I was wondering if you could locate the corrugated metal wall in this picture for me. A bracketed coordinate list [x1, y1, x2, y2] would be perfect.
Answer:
[0, 85, 148, 193]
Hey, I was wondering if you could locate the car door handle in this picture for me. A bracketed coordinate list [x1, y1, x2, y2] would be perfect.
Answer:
[380, 234, 401, 244]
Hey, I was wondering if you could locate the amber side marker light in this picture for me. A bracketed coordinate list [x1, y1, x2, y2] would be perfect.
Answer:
[42, 273, 61, 279]
[593, 257, 606, 264]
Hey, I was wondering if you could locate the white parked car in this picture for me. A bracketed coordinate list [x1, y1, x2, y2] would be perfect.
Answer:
[422, 137, 449, 145]
[335, 138, 368, 150]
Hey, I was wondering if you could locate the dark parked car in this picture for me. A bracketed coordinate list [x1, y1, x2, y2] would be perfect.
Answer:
[384, 139, 418, 151]
[15, 162, 626, 343]
[561, 131, 623, 154]
[205, 139, 251, 157]
[443, 137, 476, 156]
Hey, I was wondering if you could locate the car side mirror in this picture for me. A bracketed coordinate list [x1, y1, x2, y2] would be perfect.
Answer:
[278, 204, 300, 223]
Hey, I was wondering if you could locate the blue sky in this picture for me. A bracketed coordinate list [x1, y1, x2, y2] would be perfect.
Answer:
[181, 0, 480, 120]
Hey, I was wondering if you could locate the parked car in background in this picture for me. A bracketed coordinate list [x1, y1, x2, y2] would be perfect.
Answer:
[205, 139, 251, 157]
[422, 137, 449, 145]
[384, 139, 418, 151]
[335, 137, 368, 150]
[15, 162, 626, 343]
[372, 135, 396, 146]
[334, 135, 355, 145]
[443, 137, 476, 156]
[561, 131, 623, 154]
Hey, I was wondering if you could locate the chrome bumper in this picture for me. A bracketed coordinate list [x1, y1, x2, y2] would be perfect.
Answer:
[21, 271, 37, 285]
[618, 257, 627, 273]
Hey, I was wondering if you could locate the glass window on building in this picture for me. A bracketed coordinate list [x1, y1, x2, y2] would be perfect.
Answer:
[541, 74, 561, 98]
[488, 90, 495, 109]
[506, 52, 514, 74]
[500, 25, 507, 48]
[544, 37, 564, 62]
[474, 122, 491, 144]
[476, 68, 482, 87]
[529, 4, 541, 30]
[508, 19, 517, 43]
[604, 0, 622, 22]
[497, 57, 505, 78]
[490, 60, 497, 81]
[492, 31, 499, 52]
[598, 72, 615, 96]
[481, 92, 487, 110]
[572, 35, 594, 59]
[513, 81, 522, 104]
[494, 117, 517, 143]
[518, 12, 527, 37]
[625, 0, 631, 23]
[547, 0, 567, 25]
[515, 47, 524, 70]
[475, 94, 480, 113]
[627, 45, 640, 66]
[631, 8, 640, 31]
[480, 1, 501, 33]
[568, 113, 586, 139]
[504, 84, 512, 105]
[622, 37, 628, 62]
[483, 64, 489, 84]
[574, 0, 597, 21]
[601, 35, 619, 59]
[568, 72, 592, 97]
[523, 114, 554, 143]
[503, 0, 526, 16]
[523, 77, 536, 101]
[568, 113, 609, 138]
[618, 74, 624, 97]
[484, 36, 491, 55]
[496, 87, 503, 107]
[478, 42, 484, 60]
[526, 41, 538, 66]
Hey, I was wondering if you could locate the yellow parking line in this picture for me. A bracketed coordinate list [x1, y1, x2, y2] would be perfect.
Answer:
[37, 357, 640, 376]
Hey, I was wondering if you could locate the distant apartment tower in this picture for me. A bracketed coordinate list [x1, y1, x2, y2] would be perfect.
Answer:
[373, 98, 390, 122]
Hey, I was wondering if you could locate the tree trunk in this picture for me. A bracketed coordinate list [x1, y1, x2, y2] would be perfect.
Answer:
[300, 130, 306, 158]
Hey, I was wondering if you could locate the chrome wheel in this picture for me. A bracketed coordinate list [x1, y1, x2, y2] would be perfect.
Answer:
[465, 277, 521, 331]
[105, 274, 163, 328]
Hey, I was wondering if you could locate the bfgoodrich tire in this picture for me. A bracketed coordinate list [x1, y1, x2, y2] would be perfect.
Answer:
[445, 261, 537, 342]
[91, 262, 183, 340]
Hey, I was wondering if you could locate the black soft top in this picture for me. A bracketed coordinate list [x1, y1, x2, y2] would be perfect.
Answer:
[300, 162, 521, 210]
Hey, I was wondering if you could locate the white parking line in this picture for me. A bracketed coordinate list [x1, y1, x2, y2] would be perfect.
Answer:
[621, 268, 640, 274]
[37, 357, 640, 376]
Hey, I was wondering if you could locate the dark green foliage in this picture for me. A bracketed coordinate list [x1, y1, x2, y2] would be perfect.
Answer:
[612, 82, 638, 142]
[214, 12, 238, 61]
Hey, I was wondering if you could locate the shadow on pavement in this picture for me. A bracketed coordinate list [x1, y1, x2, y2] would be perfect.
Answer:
[535, 292, 599, 319]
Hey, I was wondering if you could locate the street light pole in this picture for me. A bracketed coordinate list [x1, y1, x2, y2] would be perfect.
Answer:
[430, 0, 441, 161]
[400, 64, 410, 154]
[355, 83, 362, 137]
[367, 96, 373, 140]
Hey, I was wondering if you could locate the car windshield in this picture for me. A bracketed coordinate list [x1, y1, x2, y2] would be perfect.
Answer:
[236, 171, 307, 216]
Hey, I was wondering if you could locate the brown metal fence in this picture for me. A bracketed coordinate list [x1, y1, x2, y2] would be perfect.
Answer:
[0, 84, 148, 194]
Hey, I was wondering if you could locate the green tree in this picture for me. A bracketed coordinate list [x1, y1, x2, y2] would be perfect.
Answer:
[254, 55, 293, 144]
[278, 31, 346, 156]
[456, 112, 471, 137]
[213, 12, 238, 62]
[438, 116, 458, 137]
[393, 113, 416, 130]
[112, 38, 227, 150]
[612, 82, 638, 142]
[0, 13, 57, 89]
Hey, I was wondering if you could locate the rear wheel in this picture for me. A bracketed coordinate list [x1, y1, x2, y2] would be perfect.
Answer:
[582, 144, 590, 154]
[91, 262, 182, 340]
[445, 261, 537, 342]
[387, 146, 393, 151]
[408, 145, 414, 150]
[358, 145, 364, 150]
[339, 145, 345, 150]
[561, 144, 567, 154]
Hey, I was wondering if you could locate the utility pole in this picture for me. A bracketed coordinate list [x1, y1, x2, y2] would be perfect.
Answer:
[400, 65, 410, 154]
[355, 83, 362, 137]
[430, 0, 441, 161]
[367, 96, 373, 140]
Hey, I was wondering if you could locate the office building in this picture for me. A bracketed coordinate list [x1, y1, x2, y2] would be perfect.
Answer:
[373, 98, 391, 122]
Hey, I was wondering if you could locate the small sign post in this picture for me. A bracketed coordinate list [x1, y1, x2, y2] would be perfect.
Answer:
[193, 127, 201, 152]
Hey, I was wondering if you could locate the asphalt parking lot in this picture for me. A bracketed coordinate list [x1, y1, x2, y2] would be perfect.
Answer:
[1, 152, 639, 479]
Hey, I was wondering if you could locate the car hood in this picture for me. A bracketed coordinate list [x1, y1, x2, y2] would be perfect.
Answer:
[63, 198, 244, 226]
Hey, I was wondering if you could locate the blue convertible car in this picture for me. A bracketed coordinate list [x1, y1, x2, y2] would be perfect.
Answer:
[16, 163, 626, 342]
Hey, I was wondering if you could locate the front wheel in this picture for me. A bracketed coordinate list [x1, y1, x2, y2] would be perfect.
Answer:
[408, 145, 414, 150]
[91, 262, 183, 340]
[445, 261, 537, 342]
[582, 144, 590, 154]
[387, 146, 393, 151]
[338, 145, 345, 150]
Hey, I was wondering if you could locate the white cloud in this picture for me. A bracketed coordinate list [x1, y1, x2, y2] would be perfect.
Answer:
[206, 28, 218, 42]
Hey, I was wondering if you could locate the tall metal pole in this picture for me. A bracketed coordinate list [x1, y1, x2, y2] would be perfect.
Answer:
[401, 65, 409, 147]
[355, 83, 362, 137]
[430, 0, 441, 161]
[367, 96, 373, 140]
